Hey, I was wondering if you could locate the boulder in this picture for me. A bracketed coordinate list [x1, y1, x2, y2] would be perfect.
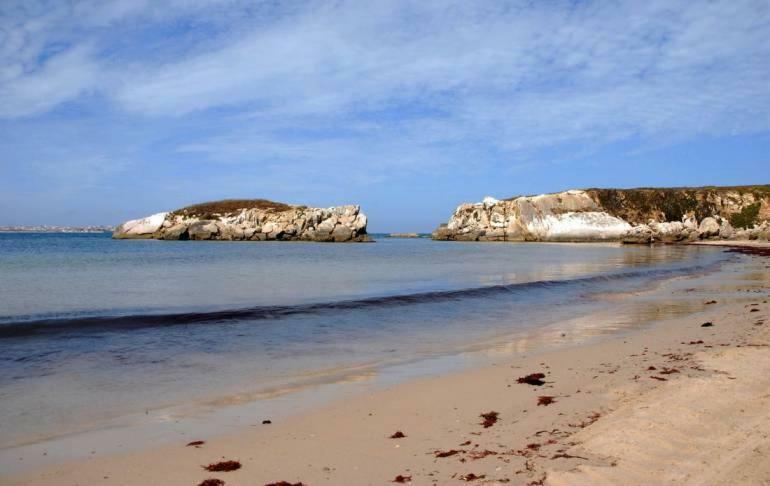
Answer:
[682, 212, 698, 231]
[698, 217, 720, 238]
[623, 225, 654, 244]
[649, 221, 686, 242]
[161, 223, 189, 240]
[332, 225, 353, 242]
[188, 221, 219, 240]
[113, 212, 168, 239]
[719, 219, 734, 239]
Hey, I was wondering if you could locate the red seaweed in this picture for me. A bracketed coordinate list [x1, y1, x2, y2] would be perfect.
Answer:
[203, 461, 241, 472]
[435, 449, 463, 458]
[198, 480, 224, 486]
[552, 453, 588, 460]
[393, 475, 412, 483]
[389, 431, 406, 439]
[517, 373, 546, 386]
[537, 396, 556, 406]
[480, 411, 499, 428]
[460, 473, 486, 481]
[187, 440, 205, 447]
[468, 449, 497, 460]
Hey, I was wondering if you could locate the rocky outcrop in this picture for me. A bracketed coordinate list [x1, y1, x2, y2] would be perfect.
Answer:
[113, 199, 370, 242]
[432, 191, 632, 242]
[624, 215, 769, 244]
[434, 186, 770, 243]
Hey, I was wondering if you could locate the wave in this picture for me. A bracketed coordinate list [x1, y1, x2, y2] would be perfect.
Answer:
[0, 258, 729, 339]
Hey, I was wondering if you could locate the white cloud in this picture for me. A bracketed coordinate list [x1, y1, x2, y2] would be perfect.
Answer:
[1, 0, 770, 161]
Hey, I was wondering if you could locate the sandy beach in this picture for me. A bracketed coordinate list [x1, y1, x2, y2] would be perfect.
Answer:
[2, 245, 767, 486]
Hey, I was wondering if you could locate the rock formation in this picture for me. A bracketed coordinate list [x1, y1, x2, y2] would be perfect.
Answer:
[433, 186, 770, 243]
[432, 191, 631, 242]
[113, 199, 370, 242]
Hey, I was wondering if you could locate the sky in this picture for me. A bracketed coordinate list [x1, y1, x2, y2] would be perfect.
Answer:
[1, 0, 769, 232]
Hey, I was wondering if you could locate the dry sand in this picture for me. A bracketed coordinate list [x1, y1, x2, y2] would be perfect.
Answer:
[4, 247, 770, 486]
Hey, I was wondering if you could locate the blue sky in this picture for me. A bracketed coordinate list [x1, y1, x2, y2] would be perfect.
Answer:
[1, 0, 769, 232]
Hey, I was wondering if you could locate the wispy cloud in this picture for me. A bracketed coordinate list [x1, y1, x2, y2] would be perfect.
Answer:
[1, 0, 769, 227]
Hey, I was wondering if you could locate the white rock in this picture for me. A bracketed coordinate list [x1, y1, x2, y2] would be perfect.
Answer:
[698, 217, 720, 238]
[113, 212, 168, 238]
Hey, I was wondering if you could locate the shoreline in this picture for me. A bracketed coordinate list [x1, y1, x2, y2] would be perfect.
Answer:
[3, 249, 769, 485]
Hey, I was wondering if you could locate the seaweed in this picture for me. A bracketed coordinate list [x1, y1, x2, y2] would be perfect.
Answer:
[688, 340, 705, 345]
[262, 420, 272, 425]
[187, 440, 205, 447]
[480, 411, 499, 428]
[551, 453, 588, 460]
[659, 368, 680, 375]
[517, 373, 546, 386]
[650, 376, 668, 381]
[203, 461, 241, 472]
[701, 322, 714, 327]
[390, 431, 406, 439]
[537, 396, 556, 406]
[393, 475, 412, 483]
[704, 300, 717, 305]
[460, 473, 485, 481]
[468, 449, 498, 460]
[569, 412, 601, 429]
[435, 449, 463, 458]
[199, 480, 225, 486]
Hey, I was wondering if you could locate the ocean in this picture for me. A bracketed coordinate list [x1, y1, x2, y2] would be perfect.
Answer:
[0, 232, 737, 468]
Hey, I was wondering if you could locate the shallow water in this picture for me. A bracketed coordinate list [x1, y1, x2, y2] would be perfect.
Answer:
[0, 233, 738, 460]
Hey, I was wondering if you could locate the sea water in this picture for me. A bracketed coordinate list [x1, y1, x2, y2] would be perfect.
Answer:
[0, 233, 736, 463]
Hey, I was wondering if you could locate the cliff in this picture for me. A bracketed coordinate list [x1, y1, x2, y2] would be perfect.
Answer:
[433, 186, 770, 243]
[113, 199, 370, 242]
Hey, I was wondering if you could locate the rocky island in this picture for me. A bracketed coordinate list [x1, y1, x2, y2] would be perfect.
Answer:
[113, 199, 370, 242]
[432, 186, 770, 243]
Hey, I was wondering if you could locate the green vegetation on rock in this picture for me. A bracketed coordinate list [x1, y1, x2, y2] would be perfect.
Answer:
[729, 202, 761, 229]
[171, 199, 295, 219]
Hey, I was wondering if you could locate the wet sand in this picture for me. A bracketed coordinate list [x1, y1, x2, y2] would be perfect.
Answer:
[3, 247, 770, 485]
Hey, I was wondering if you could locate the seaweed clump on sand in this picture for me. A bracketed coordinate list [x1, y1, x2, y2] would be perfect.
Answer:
[203, 461, 242, 472]
[480, 411, 499, 428]
[517, 373, 546, 386]
[187, 440, 205, 447]
[389, 431, 406, 439]
[435, 449, 463, 458]
[460, 473, 486, 481]
[393, 474, 412, 483]
[198, 480, 225, 486]
[537, 396, 556, 406]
